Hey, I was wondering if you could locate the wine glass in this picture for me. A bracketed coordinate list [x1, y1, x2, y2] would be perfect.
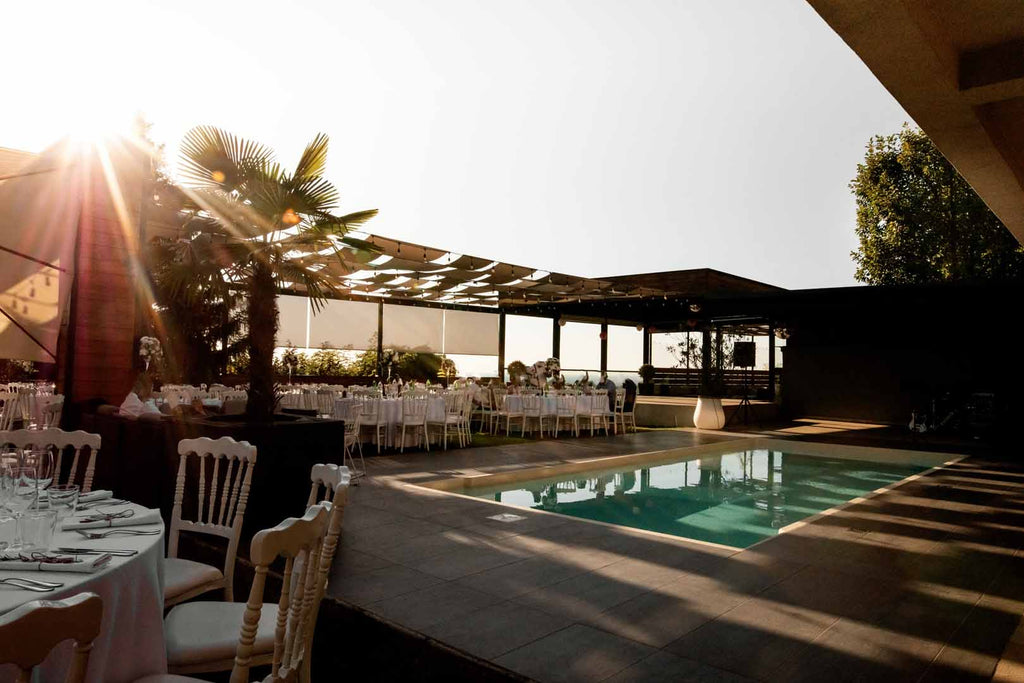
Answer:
[22, 447, 54, 492]
[2, 465, 38, 551]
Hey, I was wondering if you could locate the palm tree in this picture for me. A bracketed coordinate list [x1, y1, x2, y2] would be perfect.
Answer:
[175, 127, 377, 419]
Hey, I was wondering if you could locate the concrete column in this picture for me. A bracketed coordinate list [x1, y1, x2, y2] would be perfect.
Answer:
[701, 328, 712, 390]
[768, 323, 776, 401]
[376, 300, 384, 381]
[600, 322, 608, 373]
[498, 312, 506, 380]
[642, 327, 651, 365]
[552, 316, 561, 359]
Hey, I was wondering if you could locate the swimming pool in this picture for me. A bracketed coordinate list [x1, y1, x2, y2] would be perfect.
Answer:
[462, 448, 927, 548]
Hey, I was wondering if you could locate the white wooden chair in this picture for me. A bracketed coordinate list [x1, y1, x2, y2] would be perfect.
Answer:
[336, 402, 365, 478]
[0, 592, 103, 683]
[40, 395, 65, 428]
[0, 391, 22, 430]
[152, 505, 331, 683]
[555, 392, 579, 437]
[521, 394, 549, 437]
[0, 428, 101, 492]
[399, 395, 429, 453]
[493, 390, 524, 435]
[164, 436, 257, 608]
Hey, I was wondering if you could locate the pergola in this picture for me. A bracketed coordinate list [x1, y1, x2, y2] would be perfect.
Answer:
[275, 230, 785, 387]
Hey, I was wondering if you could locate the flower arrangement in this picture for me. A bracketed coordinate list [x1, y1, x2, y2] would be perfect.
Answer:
[138, 336, 163, 371]
[507, 360, 528, 386]
[380, 348, 399, 380]
[440, 357, 458, 381]
[281, 347, 300, 382]
[545, 357, 564, 389]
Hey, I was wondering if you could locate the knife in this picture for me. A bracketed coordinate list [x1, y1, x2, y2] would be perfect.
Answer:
[56, 547, 139, 557]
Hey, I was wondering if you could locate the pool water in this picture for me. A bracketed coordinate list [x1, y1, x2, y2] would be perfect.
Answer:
[467, 450, 925, 548]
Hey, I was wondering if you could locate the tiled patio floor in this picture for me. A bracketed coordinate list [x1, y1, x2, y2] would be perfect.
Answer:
[325, 429, 1024, 682]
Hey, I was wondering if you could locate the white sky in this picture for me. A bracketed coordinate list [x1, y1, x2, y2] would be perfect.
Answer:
[3, 0, 910, 289]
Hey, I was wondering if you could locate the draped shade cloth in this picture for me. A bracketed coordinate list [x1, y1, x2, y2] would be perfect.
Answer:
[309, 298, 378, 351]
[383, 305, 443, 353]
[443, 309, 499, 356]
[0, 145, 80, 362]
[276, 295, 309, 348]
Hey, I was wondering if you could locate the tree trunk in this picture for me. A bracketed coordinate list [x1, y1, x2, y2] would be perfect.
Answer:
[246, 261, 278, 420]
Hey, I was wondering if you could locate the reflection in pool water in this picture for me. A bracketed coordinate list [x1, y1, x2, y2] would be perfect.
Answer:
[469, 450, 924, 548]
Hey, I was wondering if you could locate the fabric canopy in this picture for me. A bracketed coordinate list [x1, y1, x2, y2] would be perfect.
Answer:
[276, 295, 309, 348]
[309, 298, 378, 351]
[383, 305, 443, 353]
[0, 145, 80, 362]
[443, 309, 499, 356]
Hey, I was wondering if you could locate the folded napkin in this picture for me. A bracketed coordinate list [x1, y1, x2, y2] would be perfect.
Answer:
[40, 489, 112, 504]
[0, 553, 112, 573]
[62, 507, 162, 531]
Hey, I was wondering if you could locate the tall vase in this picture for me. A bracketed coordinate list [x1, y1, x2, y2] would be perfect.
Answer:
[694, 396, 725, 430]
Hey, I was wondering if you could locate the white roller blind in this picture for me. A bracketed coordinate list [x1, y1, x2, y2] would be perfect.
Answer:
[443, 310, 499, 355]
[276, 295, 309, 348]
[309, 299, 378, 350]
[383, 304, 443, 353]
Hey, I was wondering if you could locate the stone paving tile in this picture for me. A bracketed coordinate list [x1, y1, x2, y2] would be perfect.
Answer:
[494, 624, 656, 683]
[329, 563, 444, 605]
[606, 650, 756, 683]
[589, 581, 749, 648]
[363, 528, 498, 565]
[513, 570, 653, 622]
[331, 545, 394, 576]
[768, 616, 942, 683]
[455, 555, 592, 599]
[345, 518, 451, 552]
[665, 597, 840, 678]
[409, 543, 528, 580]
[368, 582, 504, 631]
[420, 601, 574, 660]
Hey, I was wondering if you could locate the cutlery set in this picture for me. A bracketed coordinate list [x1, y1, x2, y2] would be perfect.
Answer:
[0, 576, 65, 592]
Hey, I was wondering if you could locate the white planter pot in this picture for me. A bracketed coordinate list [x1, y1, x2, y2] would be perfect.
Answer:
[694, 396, 725, 430]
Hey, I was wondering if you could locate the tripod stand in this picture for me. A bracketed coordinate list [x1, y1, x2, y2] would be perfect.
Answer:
[723, 365, 754, 429]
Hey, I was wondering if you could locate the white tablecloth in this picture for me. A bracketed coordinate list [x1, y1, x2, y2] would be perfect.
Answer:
[0, 502, 166, 683]
[336, 397, 446, 448]
[505, 394, 610, 415]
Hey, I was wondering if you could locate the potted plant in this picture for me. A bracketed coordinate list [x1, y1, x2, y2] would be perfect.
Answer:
[694, 350, 728, 430]
[638, 363, 656, 396]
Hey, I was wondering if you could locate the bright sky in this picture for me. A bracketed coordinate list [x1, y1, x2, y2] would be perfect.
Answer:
[4, 0, 910, 289]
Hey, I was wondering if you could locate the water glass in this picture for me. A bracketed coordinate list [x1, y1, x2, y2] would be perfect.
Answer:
[48, 484, 80, 524]
[20, 508, 57, 551]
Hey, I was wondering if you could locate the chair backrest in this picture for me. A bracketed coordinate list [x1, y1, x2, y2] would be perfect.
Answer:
[402, 396, 428, 419]
[230, 505, 330, 683]
[169, 437, 257, 589]
[0, 592, 103, 683]
[305, 464, 350, 573]
[0, 392, 22, 430]
[0, 428, 101, 492]
[41, 396, 65, 428]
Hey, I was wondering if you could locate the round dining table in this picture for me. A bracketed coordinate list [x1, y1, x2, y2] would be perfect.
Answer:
[0, 501, 167, 683]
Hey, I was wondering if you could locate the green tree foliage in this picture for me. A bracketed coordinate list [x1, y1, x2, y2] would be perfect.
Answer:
[851, 125, 1024, 284]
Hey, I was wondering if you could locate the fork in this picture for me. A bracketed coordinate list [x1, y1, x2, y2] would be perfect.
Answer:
[0, 577, 61, 592]
[73, 529, 162, 539]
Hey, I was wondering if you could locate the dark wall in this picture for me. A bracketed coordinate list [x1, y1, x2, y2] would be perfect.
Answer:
[778, 283, 1023, 425]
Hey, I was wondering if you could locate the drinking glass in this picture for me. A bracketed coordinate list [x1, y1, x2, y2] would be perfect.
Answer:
[1, 465, 38, 551]
[22, 447, 54, 492]
[21, 509, 57, 551]
[48, 484, 80, 525]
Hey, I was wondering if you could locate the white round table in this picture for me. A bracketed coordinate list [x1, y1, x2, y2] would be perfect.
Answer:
[0, 501, 166, 683]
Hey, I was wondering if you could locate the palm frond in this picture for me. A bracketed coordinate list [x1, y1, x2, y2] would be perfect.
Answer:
[178, 126, 274, 191]
[292, 133, 330, 181]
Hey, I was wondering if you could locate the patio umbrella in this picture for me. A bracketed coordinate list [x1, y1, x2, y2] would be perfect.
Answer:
[0, 143, 81, 362]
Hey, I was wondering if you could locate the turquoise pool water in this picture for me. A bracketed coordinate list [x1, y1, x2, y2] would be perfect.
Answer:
[467, 450, 925, 548]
